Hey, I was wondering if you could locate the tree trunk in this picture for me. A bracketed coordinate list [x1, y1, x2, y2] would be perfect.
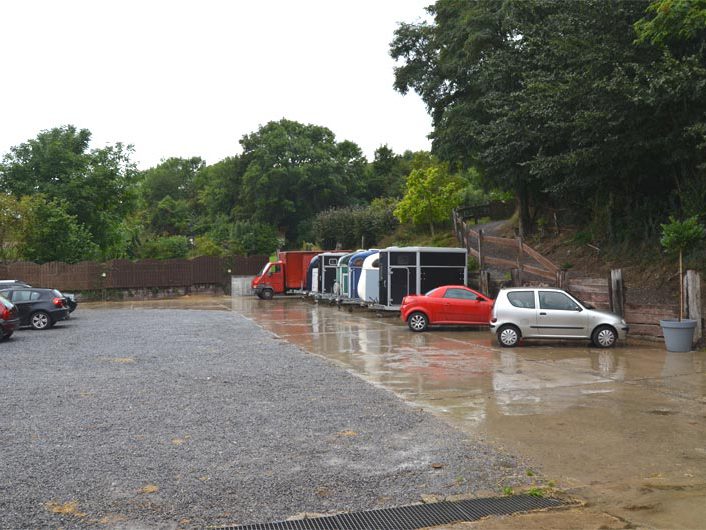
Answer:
[517, 185, 531, 238]
[429, 221, 435, 237]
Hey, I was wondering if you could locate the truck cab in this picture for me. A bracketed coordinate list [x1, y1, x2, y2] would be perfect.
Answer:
[251, 261, 284, 299]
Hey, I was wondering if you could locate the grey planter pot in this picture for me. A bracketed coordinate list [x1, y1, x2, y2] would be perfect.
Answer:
[659, 319, 697, 352]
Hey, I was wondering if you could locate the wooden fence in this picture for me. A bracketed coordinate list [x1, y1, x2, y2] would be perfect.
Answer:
[0, 255, 267, 292]
[453, 208, 561, 283]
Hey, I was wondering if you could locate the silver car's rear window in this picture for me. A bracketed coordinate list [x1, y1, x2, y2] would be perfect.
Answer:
[507, 291, 535, 309]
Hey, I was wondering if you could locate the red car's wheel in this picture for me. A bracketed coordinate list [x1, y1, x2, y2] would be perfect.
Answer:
[408, 311, 429, 332]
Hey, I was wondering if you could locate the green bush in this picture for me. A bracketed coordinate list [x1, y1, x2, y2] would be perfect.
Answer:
[313, 199, 399, 249]
[229, 221, 280, 256]
[137, 235, 190, 259]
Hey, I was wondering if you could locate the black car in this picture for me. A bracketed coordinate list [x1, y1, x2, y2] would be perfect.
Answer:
[0, 288, 69, 330]
[0, 295, 20, 340]
[0, 280, 78, 313]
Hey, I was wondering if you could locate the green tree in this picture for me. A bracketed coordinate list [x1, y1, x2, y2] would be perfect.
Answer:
[139, 157, 204, 205]
[0, 194, 22, 262]
[635, 0, 706, 53]
[391, 0, 706, 241]
[313, 199, 399, 249]
[229, 221, 280, 256]
[137, 235, 190, 259]
[364, 146, 414, 200]
[17, 195, 99, 263]
[237, 119, 367, 244]
[0, 125, 137, 255]
[195, 156, 245, 223]
[660, 216, 706, 319]
[148, 195, 191, 236]
[394, 160, 463, 236]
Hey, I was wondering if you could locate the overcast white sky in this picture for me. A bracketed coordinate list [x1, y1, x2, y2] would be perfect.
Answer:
[1, 1, 432, 169]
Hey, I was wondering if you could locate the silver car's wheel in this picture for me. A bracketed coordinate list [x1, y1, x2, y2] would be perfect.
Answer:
[498, 325, 520, 347]
[592, 325, 616, 348]
[408, 312, 429, 332]
[31, 311, 50, 330]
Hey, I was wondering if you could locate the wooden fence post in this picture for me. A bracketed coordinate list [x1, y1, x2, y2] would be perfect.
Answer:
[478, 229, 485, 271]
[511, 268, 521, 287]
[516, 236, 523, 274]
[465, 223, 473, 259]
[480, 270, 491, 297]
[684, 269, 702, 343]
[609, 269, 625, 318]
[556, 269, 567, 290]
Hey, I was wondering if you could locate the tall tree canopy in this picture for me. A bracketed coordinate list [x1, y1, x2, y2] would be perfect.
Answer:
[391, 0, 706, 241]
[0, 125, 137, 254]
[237, 119, 368, 242]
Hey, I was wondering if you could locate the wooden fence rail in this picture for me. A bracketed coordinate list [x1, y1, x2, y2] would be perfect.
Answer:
[0, 255, 267, 292]
[453, 207, 560, 283]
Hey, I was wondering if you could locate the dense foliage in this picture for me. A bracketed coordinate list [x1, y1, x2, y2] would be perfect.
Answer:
[391, 0, 706, 241]
[3, 1, 704, 264]
[0, 121, 422, 262]
[313, 199, 399, 250]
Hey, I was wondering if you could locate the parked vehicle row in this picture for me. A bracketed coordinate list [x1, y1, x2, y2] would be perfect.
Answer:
[400, 285, 628, 349]
[252, 246, 469, 308]
[0, 280, 79, 339]
[253, 250, 627, 349]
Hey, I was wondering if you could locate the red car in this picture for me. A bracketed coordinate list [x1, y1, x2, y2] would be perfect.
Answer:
[400, 285, 494, 332]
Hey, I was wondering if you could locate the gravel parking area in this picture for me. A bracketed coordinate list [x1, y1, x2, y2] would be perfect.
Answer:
[0, 307, 531, 528]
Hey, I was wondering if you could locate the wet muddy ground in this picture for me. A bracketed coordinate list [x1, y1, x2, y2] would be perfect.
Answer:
[223, 295, 706, 530]
[89, 295, 706, 529]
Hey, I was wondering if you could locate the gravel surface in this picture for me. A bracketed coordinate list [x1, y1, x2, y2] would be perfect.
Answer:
[0, 307, 531, 529]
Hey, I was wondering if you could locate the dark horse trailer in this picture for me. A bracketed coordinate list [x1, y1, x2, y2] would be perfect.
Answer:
[317, 252, 348, 294]
[378, 247, 467, 307]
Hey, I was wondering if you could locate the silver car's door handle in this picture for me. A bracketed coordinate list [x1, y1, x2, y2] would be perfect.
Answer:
[539, 312, 547, 316]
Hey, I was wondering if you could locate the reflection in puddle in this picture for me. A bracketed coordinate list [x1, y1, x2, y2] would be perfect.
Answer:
[228, 296, 669, 428]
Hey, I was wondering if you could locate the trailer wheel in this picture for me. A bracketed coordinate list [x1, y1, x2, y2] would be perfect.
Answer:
[260, 288, 274, 300]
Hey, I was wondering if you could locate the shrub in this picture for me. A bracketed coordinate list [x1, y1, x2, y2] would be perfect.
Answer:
[313, 199, 399, 249]
[137, 235, 190, 259]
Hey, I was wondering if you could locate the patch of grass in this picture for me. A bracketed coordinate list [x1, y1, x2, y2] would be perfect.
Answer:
[502, 486, 514, 496]
[527, 486, 546, 497]
[526, 469, 535, 477]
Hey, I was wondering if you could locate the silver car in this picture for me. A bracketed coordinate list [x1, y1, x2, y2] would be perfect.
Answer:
[490, 287, 628, 348]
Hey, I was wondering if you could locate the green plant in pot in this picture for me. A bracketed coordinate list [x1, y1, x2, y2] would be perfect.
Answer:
[659, 216, 705, 352]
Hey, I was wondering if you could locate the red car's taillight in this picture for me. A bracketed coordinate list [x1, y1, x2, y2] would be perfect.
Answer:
[0, 308, 9, 320]
[52, 297, 64, 307]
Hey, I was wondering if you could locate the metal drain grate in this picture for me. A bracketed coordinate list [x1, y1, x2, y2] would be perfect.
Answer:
[221, 495, 565, 530]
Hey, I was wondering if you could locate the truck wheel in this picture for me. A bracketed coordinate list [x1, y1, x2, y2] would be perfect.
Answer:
[261, 289, 274, 300]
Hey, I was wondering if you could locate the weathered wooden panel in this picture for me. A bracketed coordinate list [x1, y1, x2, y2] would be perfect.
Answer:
[628, 323, 664, 338]
[0, 255, 267, 291]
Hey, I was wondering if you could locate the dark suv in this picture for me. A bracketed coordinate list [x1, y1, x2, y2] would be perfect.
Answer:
[0, 288, 69, 330]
